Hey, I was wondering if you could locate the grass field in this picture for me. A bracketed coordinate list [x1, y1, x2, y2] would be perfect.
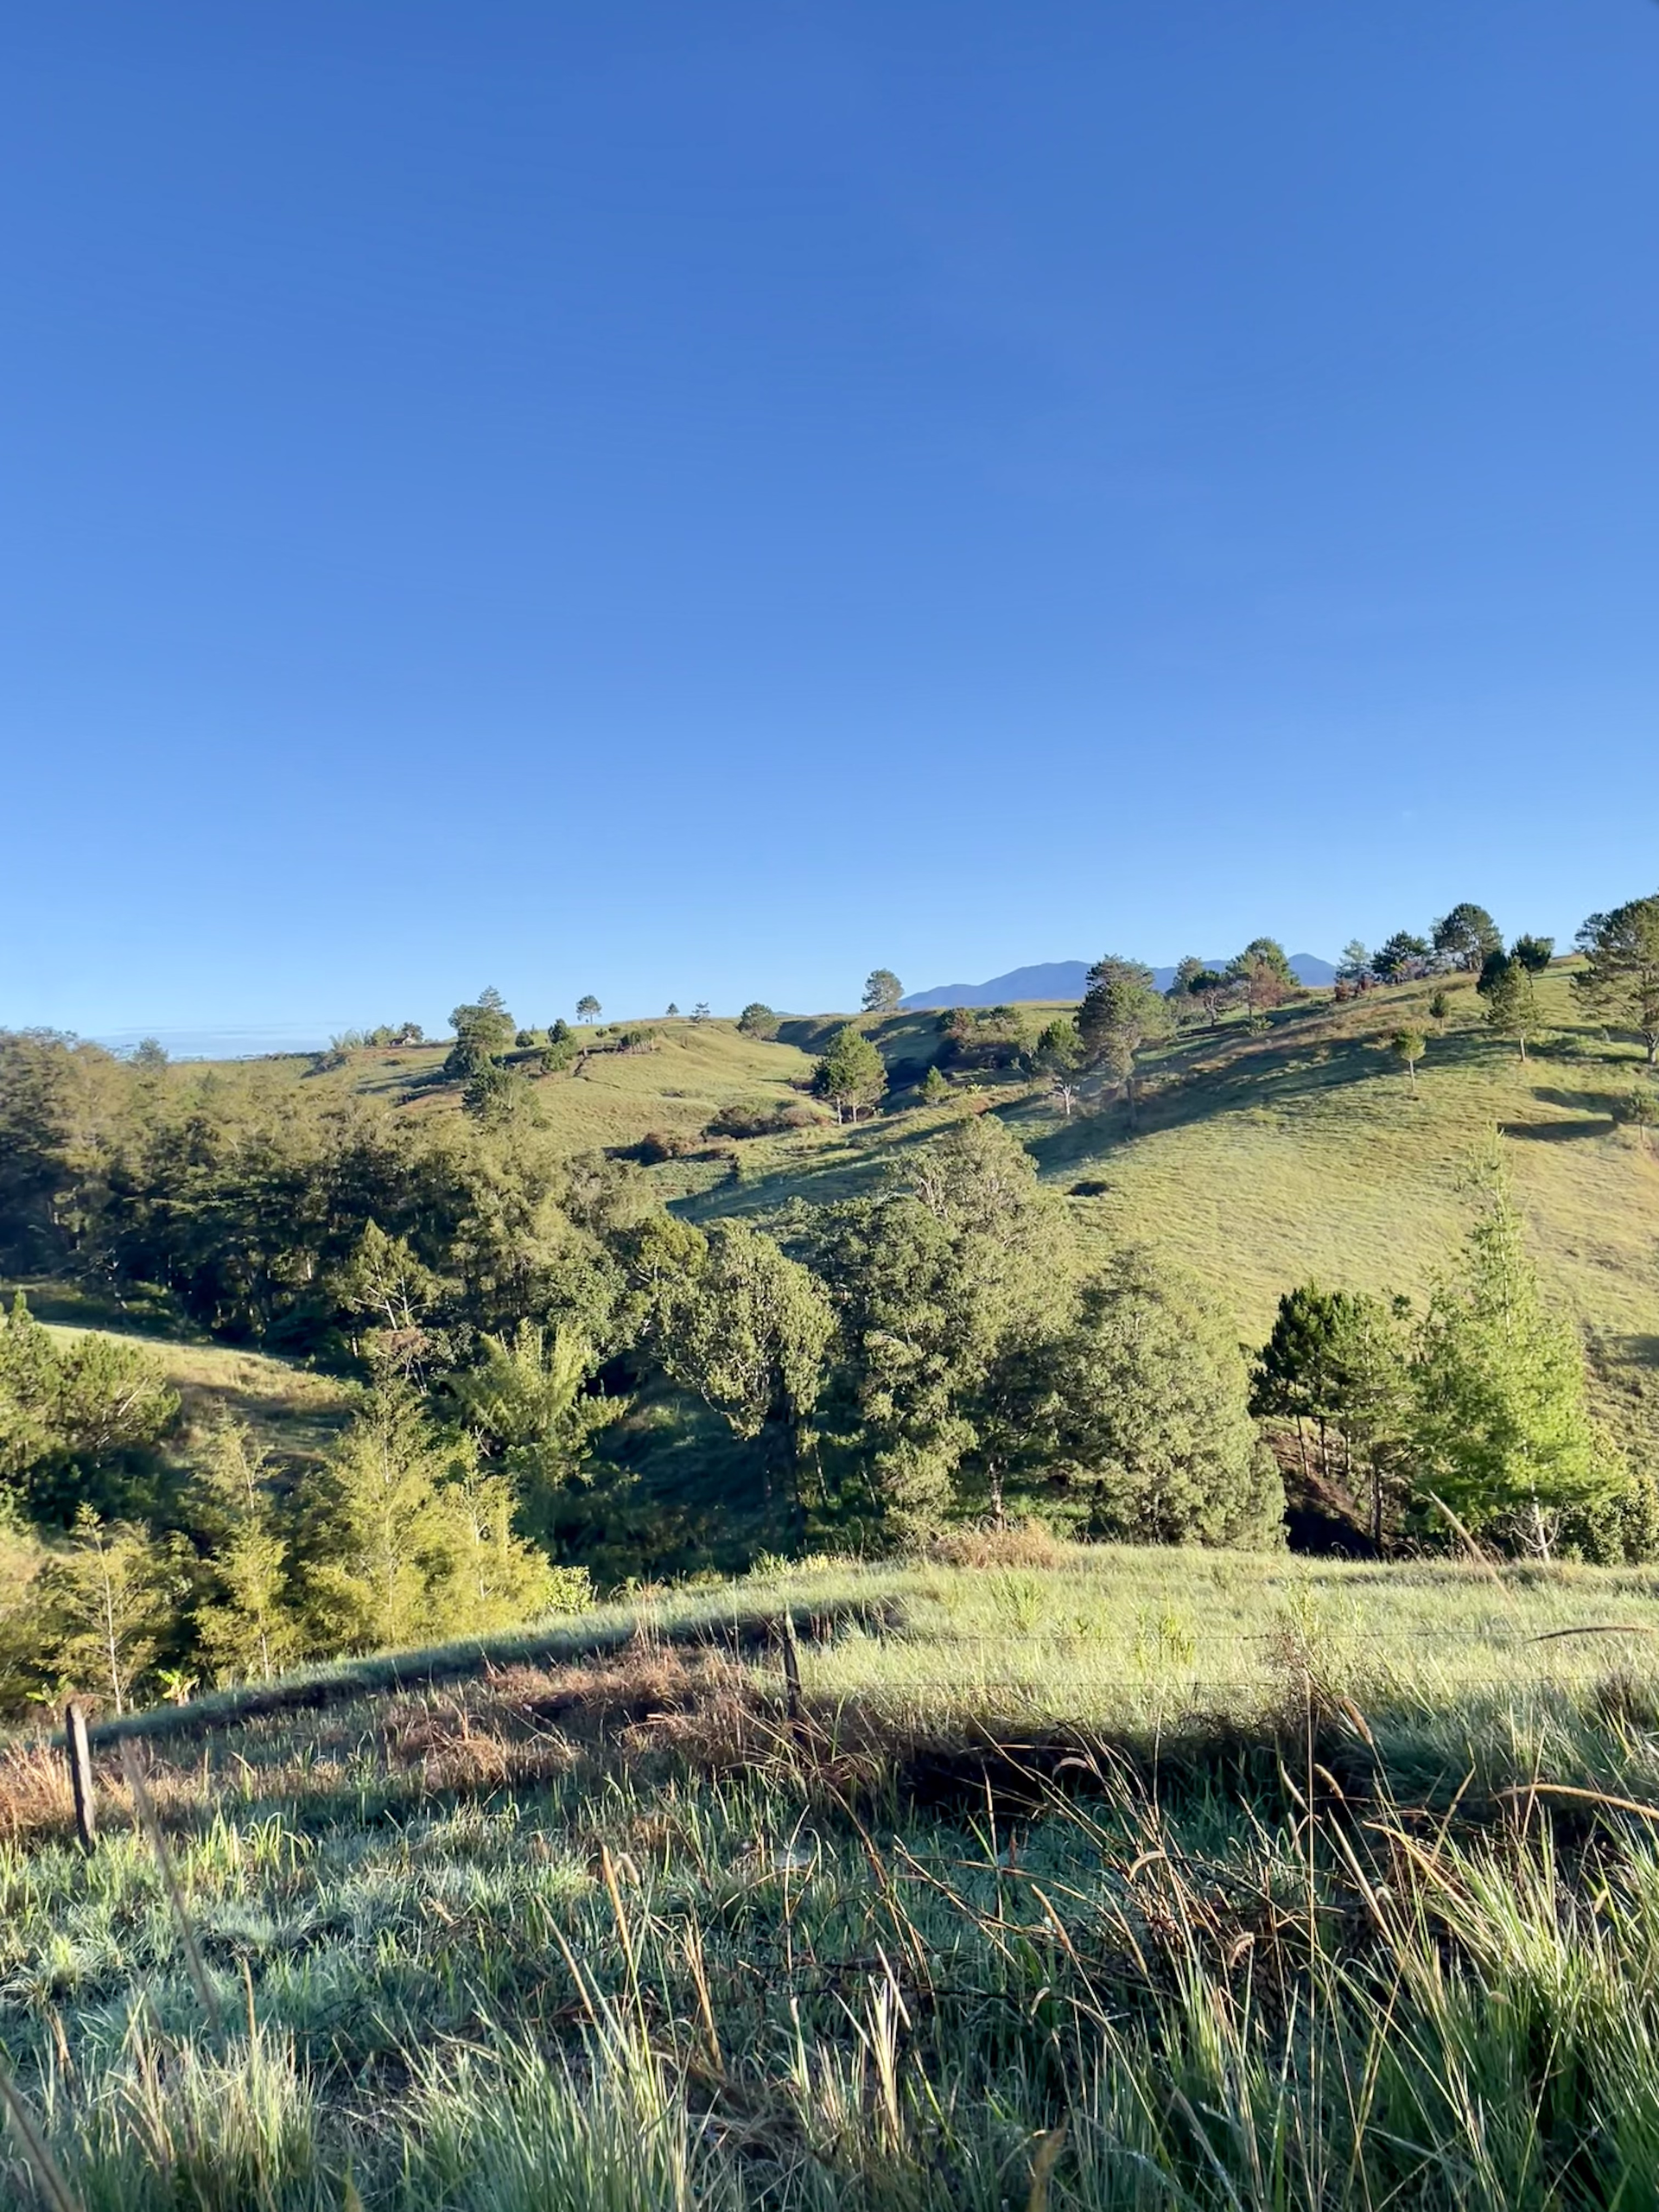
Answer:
[7, 1547, 1659, 2207]
[6, 1283, 358, 1469]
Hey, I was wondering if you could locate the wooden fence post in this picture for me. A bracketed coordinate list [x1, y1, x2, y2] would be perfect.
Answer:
[65, 1700, 97, 1853]
[779, 1611, 803, 1732]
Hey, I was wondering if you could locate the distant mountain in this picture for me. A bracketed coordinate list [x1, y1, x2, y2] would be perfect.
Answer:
[900, 953, 1336, 1010]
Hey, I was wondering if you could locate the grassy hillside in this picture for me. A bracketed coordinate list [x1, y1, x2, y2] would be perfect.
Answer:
[146, 966, 1659, 1457]
[685, 972, 1659, 1429]
[6, 1284, 356, 1468]
[9, 1546, 1659, 2206]
[327, 1016, 828, 1157]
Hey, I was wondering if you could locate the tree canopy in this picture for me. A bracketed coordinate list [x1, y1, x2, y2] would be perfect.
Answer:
[1575, 893, 1659, 1064]
[815, 1025, 887, 1122]
[1432, 904, 1501, 973]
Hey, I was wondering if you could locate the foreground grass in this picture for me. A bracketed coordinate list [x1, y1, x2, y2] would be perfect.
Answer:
[10, 1548, 1659, 2206]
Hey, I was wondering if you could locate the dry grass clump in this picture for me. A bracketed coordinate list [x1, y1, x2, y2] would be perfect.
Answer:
[925, 1519, 1068, 1571]
[0, 1741, 74, 1845]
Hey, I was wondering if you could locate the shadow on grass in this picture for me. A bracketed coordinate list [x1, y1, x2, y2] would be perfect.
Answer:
[1500, 1119, 1610, 1143]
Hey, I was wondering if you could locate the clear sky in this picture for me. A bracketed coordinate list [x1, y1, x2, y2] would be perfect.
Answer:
[4, 3, 1656, 1045]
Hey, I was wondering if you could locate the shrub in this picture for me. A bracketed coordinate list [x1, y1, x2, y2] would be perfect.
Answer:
[632, 1130, 696, 1165]
[927, 1518, 1066, 1570]
[706, 1100, 791, 1140]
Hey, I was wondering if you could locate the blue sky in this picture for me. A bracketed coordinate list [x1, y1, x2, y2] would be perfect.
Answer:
[3, 3, 1656, 1045]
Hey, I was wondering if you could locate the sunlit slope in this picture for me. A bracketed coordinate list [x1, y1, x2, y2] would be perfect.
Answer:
[338, 1015, 824, 1153]
[1031, 969, 1659, 1347]
[203, 973, 1659, 1373]
[29, 1298, 356, 1465]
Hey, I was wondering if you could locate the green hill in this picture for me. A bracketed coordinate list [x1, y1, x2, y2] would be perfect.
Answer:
[678, 972, 1658, 1440]
[124, 967, 1659, 1459]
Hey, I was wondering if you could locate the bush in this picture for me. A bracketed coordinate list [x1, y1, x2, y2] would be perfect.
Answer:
[706, 1100, 791, 1140]
[632, 1130, 696, 1165]
[927, 1518, 1067, 1570]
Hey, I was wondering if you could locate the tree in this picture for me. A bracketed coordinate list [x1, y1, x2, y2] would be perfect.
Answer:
[461, 1059, 534, 1125]
[190, 1418, 301, 1683]
[820, 1115, 1077, 1538]
[443, 1321, 624, 1542]
[1185, 968, 1235, 1026]
[920, 1063, 950, 1104]
[1232, 938, 1296, 988]
[1511, 934, 1554, 976]
[0, 1293, 180, 1522]
[1371, 932, 1430, 984]
[575, 995, 601, 1022]
[1432, 904, 1502, 974]
[658, 1220, 833, 1538]
[861, 969, 903, 1014]
[1033, 1018, 1083, 1116]
[298, 1383, 552, 1654]
[738, 1002, 779, 1039]
[1252, 1283, 1414, 1542]
[1390, 1028, 1427, 1092]
[1167, 957, 1210, 1017]
[130, 1038, 169, 1071]
[1226, 939, 1297, 1018]
[691, 1002, 711, 1022]
[1576, 894, 1659, 1065]
[1336, 941, 1371, 987]
[1039, 1257, 1282, 1547]
[334, 1221, 443, 1376]
[1410, 1145, 1622, 1546]
[40, 1509, 184, 1714]
[1077, 957, 1173, 1119]
[1250, 1285, 1353, 1485]
[664, 1002, 679, 1018]
[447, 988, 516, 1072]
[815, 1025, 887, 1123]
[1478, 951, 1539, 1062]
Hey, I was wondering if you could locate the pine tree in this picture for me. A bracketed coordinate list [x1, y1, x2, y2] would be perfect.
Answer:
[1390, 1028, 1427, 1091]
[190, 1418, 301, 1683]
[443, 1322, 624, 1542]
[39, 1509, 183, 1714]
[297, 1385, 553, 1654]
[1042, 1257, 1282, 1547]
[815, 1026, 887, 1122]
[1575, 894, 1659, 1064]
[1478, 952, 1539, 1061]
[433, 1465, 573, 1633]
[1410, 1143, 1621, 1543]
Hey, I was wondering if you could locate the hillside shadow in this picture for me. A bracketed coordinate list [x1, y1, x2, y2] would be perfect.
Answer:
[1499, 1120, 1607, 1143]
[1530, 1084, 1628, 1121]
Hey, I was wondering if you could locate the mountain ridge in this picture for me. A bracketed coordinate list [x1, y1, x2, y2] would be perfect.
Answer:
[900, 954, 1337, 1009]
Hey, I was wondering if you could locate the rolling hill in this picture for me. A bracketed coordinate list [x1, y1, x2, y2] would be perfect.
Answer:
[275, 963, 1659, 1463]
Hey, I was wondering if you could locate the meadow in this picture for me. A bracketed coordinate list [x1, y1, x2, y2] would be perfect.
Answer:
[9, 1542, 1659, 2208]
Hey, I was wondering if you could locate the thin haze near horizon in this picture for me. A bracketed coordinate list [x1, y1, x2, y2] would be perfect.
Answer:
[3, 3, 1656, 1047]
